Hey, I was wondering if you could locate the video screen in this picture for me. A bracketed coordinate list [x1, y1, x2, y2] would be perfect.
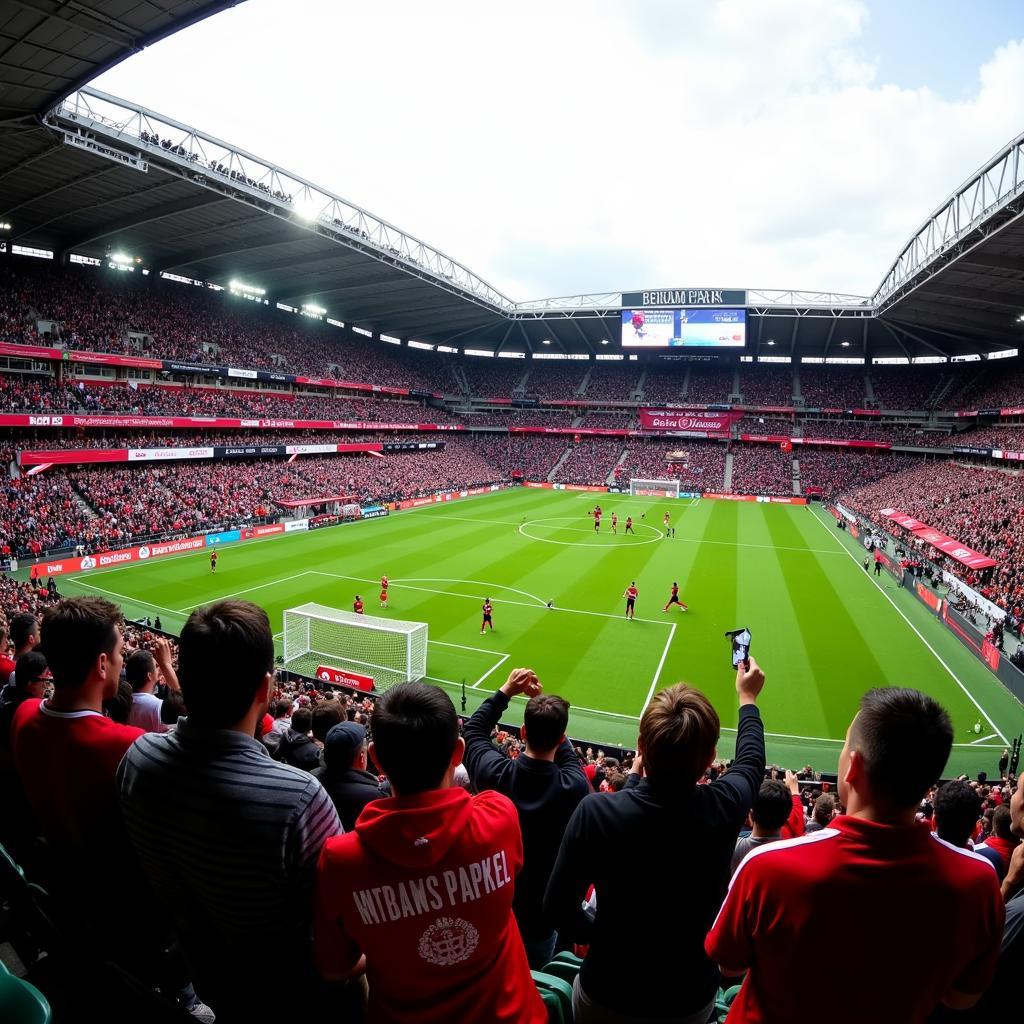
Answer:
[621, 308, 746, 348]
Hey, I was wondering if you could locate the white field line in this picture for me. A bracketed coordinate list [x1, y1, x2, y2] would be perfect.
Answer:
[471, 653, 510, 689]
[970, 733, 999, 745]
[174, 571, 316, 612]
[641, 622, 676, 714]
[70, 579, 181, 618]
[808, 505, 1009, 745]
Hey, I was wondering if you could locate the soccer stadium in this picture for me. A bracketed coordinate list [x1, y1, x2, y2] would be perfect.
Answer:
[2, 2, 1024, 1021]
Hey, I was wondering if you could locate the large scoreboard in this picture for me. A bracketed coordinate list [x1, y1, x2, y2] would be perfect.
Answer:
[619, 289, 747, 348]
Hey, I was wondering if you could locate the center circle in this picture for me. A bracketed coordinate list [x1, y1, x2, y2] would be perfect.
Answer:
[518, 516, 663, 547]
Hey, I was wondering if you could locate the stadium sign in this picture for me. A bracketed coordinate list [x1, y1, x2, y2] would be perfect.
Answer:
[638, 408, 740, 433]
[315, 665, 374, 692]
[359, 506, 390, 519]
[621, 289, 746, 307]
[63, 133, 148, 172]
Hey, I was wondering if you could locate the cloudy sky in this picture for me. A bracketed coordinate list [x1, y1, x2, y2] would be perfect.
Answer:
[93, 0, 1024, 301]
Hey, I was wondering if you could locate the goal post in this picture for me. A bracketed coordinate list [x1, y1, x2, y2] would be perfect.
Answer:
[629, 478, 681, 498]
[282, 602, 427, 691]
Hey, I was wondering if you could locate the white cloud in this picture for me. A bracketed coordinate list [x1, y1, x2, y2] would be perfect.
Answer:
[92, 0, 1024, 302]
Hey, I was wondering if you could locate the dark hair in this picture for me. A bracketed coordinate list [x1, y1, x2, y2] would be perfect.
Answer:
[639, 683, 719, 787]
[125, 649, 156, 692]
[14, 651, 48, 694]
[371, 681, 458, 794]
[290, 707, 312, 735]
[993, 804, 1012, 839]
[10, 612, 39, 652]
[605, 770, 627, 792]
[812, 792, 836, 827]
[933, 781, 982, 847]
[104, 678, 134, 725]
[752, 780, 794, 831]
[311, 701, 344, 743]
[39, 598, 120, 689]
[178, 600, 273, 728]
[849, 688, 953, 809]
[273, 698, 293, 719]
[523, 694, 569, 754]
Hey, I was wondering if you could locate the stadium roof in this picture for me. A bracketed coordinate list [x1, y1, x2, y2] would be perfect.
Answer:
[0, 0, 240, 123]
[2, 84, 1024, 361]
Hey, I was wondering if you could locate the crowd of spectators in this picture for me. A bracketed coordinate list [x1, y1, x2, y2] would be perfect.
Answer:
[842, 461, 1024, 613]
[460, 360, 528, 397]
[729, 446, 794, 496]
[619, 439, 727, 491]
[575, 411, 635, 430]
[462, 435, 569, 481]
[685, 365, 734, 404]
[582, 364, 641, 401]
[551, 439, 624, 485]
[640, 365, 687, 403]
[947, 425, 1024, 450]
[735, 415, 796, 437]
[525, 363, 588, 400]
[0, 471, 93, 559]
[869, 365, 952, 410]
[797, 449, 919, 497]
[738, 366, 793, 406]
[798, 366, 867, 408]
[940, 364, 1024, 412]
[454, 409, 576, 429]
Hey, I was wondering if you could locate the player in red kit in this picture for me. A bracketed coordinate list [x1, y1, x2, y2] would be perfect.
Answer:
[630, 310, 646, 340]
[593, 505, 602, 532]
[380, 575, 389, 608]
[623, 582, 639, 619]
[611, 512, 618, 534]
[624, 516, 634, 535]
[663, 581, 688, 612]
[481, 599, 494, 634]
[210, 550, 218, 574]
[353, 596, 364, 614]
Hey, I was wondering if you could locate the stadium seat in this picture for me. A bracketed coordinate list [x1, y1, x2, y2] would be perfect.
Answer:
[0, 961, 51, 1024]
[542, 950, 583, 984]
[531, 970, 574, 1024]
[713, 983, 743, 1021]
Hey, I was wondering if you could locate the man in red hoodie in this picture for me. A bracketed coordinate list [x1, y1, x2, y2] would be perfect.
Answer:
[314, 680, 546, 1024]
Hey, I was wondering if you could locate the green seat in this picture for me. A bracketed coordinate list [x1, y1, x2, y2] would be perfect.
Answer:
[542, 951, 583, 984]
[0, 962, 51, 1024]
[713, 983, 743, 1022]
[532, 970, 574, 1024]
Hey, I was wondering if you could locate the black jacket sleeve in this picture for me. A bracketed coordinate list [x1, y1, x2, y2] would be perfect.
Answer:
[543, 796, 594, 943]
[462, 688, 512, 794]
[710, 704, 766, 827]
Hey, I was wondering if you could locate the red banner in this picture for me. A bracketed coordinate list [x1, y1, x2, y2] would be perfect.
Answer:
[242, 524, 285, 539]
[740, 434, 890, 450]
[0, 342, 63, 360]
[701, 493, 808, 505]
[67, 351, 164, 369]
[315, 665, 375, 692]
[882, 510, 998, 568]
[915, 581, 943, 613]
[29, 535, 207, 578]
[639, 408, 740, 434]
[0, 413, 462, 432]
[509, 426, 629, 437]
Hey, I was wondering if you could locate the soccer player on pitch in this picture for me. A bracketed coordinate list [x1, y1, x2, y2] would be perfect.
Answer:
[380, 575, 389, 608]
[353, 595, 364, 614]
[663, 581, 688, 613]
[624, 516, 634, 535]
[611, 512, 618, 534]
[210, 550, 218, 574]
[623, 582, 638, 619]
[593, 505, 602, 532]
[480, 598, 494, 634]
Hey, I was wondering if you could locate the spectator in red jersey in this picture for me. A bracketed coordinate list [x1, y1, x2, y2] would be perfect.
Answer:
[706, 688, 1004, 1022]
[314, 681, 547, 1024]
[975, 804, 1019, 880]
[0, 621, 16, 683]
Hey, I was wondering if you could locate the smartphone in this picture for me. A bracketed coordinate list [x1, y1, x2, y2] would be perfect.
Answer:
[725, 628, 752, 669]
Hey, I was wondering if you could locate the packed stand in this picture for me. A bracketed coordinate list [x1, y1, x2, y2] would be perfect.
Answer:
[797, 449, 919, 497]
[619, 439, 727, 491]
[0, 376, 82, 412]
[461, 360, 528, 397]
[869, 365, 952, 410]
[798, 366, 867, 408]
[551, 439, 623, 485]
[583, 364, 640, 401]
[575, 411, 635, 430]
[639, 365, 687, 402]
[948, 425, 1024, 450]
[730, 445, 794, 496]
[462, 434, 567, 481]
[454, 409, 576, 429]
[685, 365, 734, 404]
[739, 365, 793, 406]
[525, 363, 588, 400]
[735, 415, 796, 437]
[0, 471, 95, 559]
[939, 363, 1024, 412]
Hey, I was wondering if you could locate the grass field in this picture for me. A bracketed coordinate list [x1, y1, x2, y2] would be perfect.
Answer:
[53, 488, 1024, 776]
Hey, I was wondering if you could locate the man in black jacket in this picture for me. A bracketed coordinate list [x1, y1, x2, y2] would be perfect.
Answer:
[462, 667, 589, 968]
[312, 720, 387, 830]
[277, 706, 322, 772]
[544, 658, 767, 1024]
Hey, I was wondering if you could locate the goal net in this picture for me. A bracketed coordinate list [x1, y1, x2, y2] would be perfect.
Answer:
[282, 602, 428, 691]
[629, 478, 681, 498]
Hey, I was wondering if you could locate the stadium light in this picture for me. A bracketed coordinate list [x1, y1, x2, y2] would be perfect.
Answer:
[302, 303, 327, 316]
[840, 340, 851, 347]
[1017, 313, 1024, 323]
[110, 251, 133, 264]
[0, 222, 10, 231]
[541, 338, 551, 345]
[229, 279, 266, 296]
[600, 338, 609, 345]
[766, 339, 775, 346]
[294, 196, 321, 221]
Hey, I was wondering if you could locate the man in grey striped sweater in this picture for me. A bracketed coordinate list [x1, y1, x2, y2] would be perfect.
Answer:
[118, 600, 345, 1023]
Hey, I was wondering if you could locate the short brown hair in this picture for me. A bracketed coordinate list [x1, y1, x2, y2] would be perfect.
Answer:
[523, 694, 570, 754]
[40, 597, 121, 689]
[178, 600, 274, 728]
[639, 683, 719, 787]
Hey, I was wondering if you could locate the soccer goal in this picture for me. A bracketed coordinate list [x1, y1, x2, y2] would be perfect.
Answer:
[282, 602, 428, 691]
[629, 478, 681, 498]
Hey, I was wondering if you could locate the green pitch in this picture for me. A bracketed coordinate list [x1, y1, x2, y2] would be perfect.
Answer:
[54, 489, 1024, 775]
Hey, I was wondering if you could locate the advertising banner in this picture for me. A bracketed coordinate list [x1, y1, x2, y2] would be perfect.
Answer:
[359, 506, 389, 519]
[639, 408, 739, 433]
[284, 519, 310, 532]
[0, 413, 460, 433]
[205, 530, 241, 546]
[314, 665, 375, 692]
[242, 524, 285, 539]
[30, 535, 207, 578]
